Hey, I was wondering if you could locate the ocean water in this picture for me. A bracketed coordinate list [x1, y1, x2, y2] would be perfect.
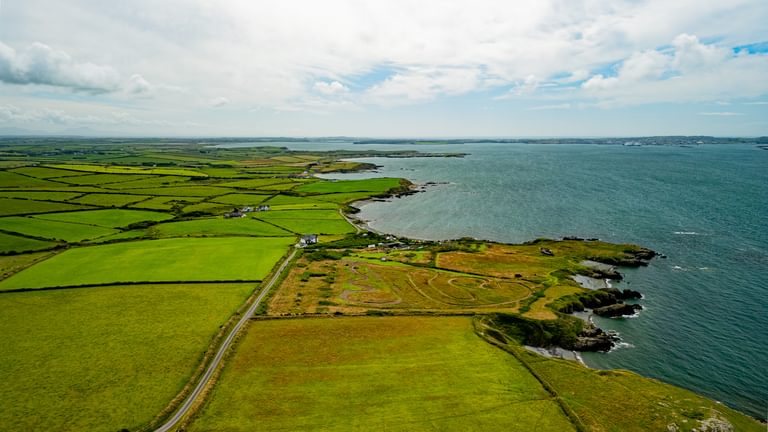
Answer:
[237, 141, 768, 419]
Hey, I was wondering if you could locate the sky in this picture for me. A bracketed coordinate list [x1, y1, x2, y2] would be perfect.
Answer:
[0, 0, 767, 137]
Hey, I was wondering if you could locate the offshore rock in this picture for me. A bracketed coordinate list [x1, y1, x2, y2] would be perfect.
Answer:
[593, 302, 642, 317]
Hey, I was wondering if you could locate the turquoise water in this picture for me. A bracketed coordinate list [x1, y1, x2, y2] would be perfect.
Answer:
[241, 141, 768, 419]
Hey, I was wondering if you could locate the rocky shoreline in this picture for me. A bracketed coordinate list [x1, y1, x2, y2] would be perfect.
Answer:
[334, 173, 657, 355]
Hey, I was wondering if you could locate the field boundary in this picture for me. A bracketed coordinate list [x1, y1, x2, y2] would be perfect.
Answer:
[0, 279, 263, 294]
[153, 247, 298, 432]
[472, 316, 588, 432]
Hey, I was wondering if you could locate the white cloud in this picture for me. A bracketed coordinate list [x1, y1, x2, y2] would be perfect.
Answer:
[313, 81, 349, 95]
[365, 67, 481, 105]
[698, 112, 744, 116]
[672, 34, 729, 73]
[0, 103, 201, 128]
[0, 41, 121, 93]
[581, 34, 768, 106]
[0, 0, 766, 134]
[496, 75, 541, 99]
[125, 74, 153, 96]
[527, 103, 572, 110]
[209, 97, 230, 108]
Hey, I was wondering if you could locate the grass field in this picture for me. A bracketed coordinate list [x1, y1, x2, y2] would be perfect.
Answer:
[0, 197, 93, 216]
[56, 173, 151, 185]
[0, 283, 256, 432]
[102, 176, 192, 189]
[0, 251, 57, 280]
[0, 237, 294, 290]
[468, 323, 767, 432]
[269, 257, 529, 315]
[129, 196, 203, 210]
[181, 202, 232, 214]
[9, 166, 88, 178]
[0, 191, 82, 201]
[251, 209, 356, 234]
[0, 216, 118, 242]
[149, 218, 294, 238]
[211, 193, 271, 206]
[254, 217, 355, 235]
[189, 317, 575, 431]
[0, 231, 57, 253]
[262, 194, 326, 205]
[0, 171, 60, 188]
[48, 164, 207, 177]
[32, 208, 173, 228]
[254, 209, 343, 219]
[521, 351, 765, 432]
[296, 177, 404, 194]
[125, 186, 234, 197]
[69, 193, 152, 207]
[311, 191, 384, 204]
[218, 178, 296, 189]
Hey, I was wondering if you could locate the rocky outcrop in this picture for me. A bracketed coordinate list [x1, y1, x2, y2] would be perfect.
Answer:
[693, 417, 734, 432]
[572, 323, 619, 351]
[601, 287, 642, 300]
[593, 302, 642, 317]
[593, 247, 657, 267]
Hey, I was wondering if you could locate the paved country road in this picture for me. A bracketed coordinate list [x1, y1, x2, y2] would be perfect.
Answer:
[154, 247, 298, 432]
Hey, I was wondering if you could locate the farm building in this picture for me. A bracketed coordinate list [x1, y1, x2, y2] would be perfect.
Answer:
[224, 209, 246, 218]
[299, 234, 318, 247]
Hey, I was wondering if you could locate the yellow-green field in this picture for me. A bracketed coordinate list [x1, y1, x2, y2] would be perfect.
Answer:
[0, 283, 256, 432]
[188, 317, 576, 431]
[269, 255, 530, 315]
[0, 237, 294, 290]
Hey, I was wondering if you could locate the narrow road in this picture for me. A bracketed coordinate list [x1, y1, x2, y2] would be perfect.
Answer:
[154, 247, 298, 432]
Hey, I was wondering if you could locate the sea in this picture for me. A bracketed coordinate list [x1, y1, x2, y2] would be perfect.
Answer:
[226, 140, 768, 420]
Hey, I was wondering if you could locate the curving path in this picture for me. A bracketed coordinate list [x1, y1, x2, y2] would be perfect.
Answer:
[154, 247, 298, 432]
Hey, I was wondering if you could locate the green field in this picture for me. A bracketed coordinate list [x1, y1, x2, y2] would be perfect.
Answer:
[102, 176, 192, 189]
[0, 283, 255, 432]
[48, 164, 207, 177]
[262, 194, 326, 205]
[69, 193, 151, 207]
[125, 186, 234, 197]
[32, 208, 173, 228]
[0, 198, 93, 216]
[0, 231, 57, 253]
[521, 350, 764, 431]
[296, 177, 403, 194]
[0, 216, 118, 242]
[211, 193, 271, 206]
[129, 195, 203, 210]
[9, 166, 88, 178]
[189, 317, 574, 431]
[255, 209, 343, 219]
[181, 202, 232, 214]
[0, 191, 82, 201]
[0, 251, 57, 279]
[311, 191, 383, 204]
[218, 178, 296, 189]
[56, 173, 151, 185]
[149, 218, 293, 238]
[269, 202, 339, 210]
[0, 171, 60, 188]
[254, 217, 355, 235]
[260, 195, 340, 210]
[0, 237, 294, 290]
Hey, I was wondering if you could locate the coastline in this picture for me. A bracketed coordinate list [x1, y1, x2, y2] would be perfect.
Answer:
[315, 161, 766, 422]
